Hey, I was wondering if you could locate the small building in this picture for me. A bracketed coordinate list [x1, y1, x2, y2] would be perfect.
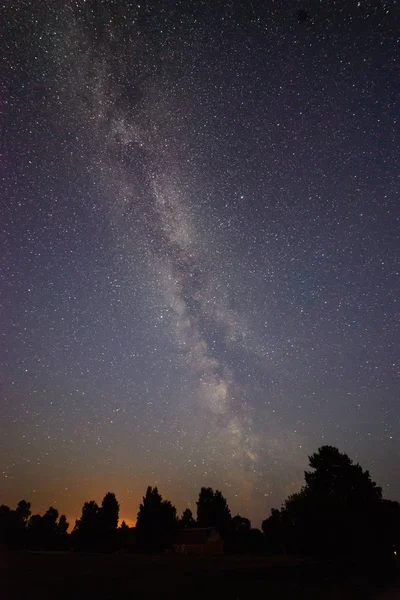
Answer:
[174, 527, 223, 555]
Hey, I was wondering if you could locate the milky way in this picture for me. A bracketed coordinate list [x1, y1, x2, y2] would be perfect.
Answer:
[1, 1, 399, 526]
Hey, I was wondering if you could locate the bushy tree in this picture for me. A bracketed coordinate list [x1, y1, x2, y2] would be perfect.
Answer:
[262, 508, 286, 554]
[196, 487, 232, 538]
[27, 507, 69, 550]
[225, 514, 252, 553]
[231, 514, 251, 533]
[72, 493, 121, 552]
[262, 446, 391, 561]
[136, 486, 178, 552]
[247, 528, 265, 554]
[57, 514, 69, 536]
[305, 446, 382, 506]
[0, 505, 12, 545]
[0, 500, 31, 549]
[76, 500, 99, 532]
[72, 500, 100, 551]
[98, 492, 120, 551]
[99, 492, 119, 531]
[179, 508, 196, 529]
[15, 500, 31, 524]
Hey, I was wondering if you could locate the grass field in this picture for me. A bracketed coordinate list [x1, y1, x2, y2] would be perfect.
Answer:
[2, 551, 399, 599]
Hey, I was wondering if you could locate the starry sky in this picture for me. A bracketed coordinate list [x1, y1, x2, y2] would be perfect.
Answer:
[1, 0, 399, 528]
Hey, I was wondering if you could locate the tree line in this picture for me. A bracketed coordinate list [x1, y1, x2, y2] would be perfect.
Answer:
[1, 446, 399, 563]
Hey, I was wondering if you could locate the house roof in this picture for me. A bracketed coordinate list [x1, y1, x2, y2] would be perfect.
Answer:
[175, 527, 220, 545]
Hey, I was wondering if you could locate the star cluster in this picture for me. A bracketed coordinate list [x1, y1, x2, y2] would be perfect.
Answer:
[1, 0, 398, 526]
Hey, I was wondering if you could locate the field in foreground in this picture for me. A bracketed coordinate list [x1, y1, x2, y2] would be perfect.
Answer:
[2, 551, 399, 599]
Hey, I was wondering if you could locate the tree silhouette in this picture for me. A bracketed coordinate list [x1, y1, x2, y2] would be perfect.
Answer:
[225, 514, 252, 553]
[0, 500, 31, 549]
[247, 528, 265, 554]
[0, 505, 12, 545]
[99, 492, 119, 531]
[26, 514, 41, 550]
[136, 486, 178, 552]
[305, 446, 382, 506]
[0, 450, 398, 561]
[72, 500, 100, 551]
[70, 494, 121, 552]
[42, 507, 59, 528]
[27, 507, 69, 550]
[262, 446, 391, 560]
[118, 519, 136, 552]
[97, 492, 120, 551]
[179, 508, 196, 529]
[196, 487, 231, 539]
[380, 499, 400, 556]
[41, 507, 59, 548]
[262, 508, 286, 554]
[231, 514, 251, 533]
[15, 500, 31, 524]
[76, 500, 99, 532]
[57, 514, 69, 536]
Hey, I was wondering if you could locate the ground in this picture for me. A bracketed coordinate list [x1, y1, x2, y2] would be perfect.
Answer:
[2, 551, 399, 599]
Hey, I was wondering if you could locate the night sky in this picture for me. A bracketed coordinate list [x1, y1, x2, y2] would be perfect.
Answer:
[1, 0, 399, 528]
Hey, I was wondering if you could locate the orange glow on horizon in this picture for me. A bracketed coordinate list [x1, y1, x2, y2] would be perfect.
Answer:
[120, 517, 136, 528]
[66, 516, 137, 531]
